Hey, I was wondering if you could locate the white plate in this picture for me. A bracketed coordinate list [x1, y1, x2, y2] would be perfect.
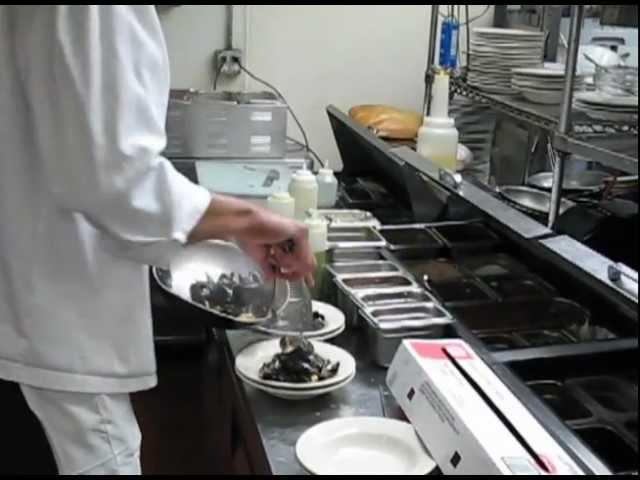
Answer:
[575, 91, 638, 108]
[296, 418, 436, 475]
[238, 371, 355, 400]
[576, 107, 638, 122]
[255, 301, 346, 339]
[521, 89, 563, 105]
[474, 27, 545, 38]
[512, 67, 566, 78]
[235, 339, 357, 391]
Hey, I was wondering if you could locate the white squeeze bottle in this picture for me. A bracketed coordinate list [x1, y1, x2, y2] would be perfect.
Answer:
[304, 214, 328, 299]
[316, 168, 339, 208]
[289, 169, 319, 221]
[266, 191, 295, 219]
[417, 70, 459, 171]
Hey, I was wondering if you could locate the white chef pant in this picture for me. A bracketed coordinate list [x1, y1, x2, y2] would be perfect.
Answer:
[20, 385, 142, 475]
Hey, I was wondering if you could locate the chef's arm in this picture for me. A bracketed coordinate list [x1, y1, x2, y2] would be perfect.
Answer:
[188, 194, 316, 281]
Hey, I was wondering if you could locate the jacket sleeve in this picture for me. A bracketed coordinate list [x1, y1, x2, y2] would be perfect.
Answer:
[13, 5, 211, 265]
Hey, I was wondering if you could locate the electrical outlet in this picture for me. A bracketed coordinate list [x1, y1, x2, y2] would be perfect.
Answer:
[215, 49, 242, 77]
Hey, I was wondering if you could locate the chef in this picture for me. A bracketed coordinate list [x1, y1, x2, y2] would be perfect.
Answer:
[0, 5, 315, 475]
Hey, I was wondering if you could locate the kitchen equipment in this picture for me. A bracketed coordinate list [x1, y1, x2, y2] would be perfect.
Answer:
[327, 261, 400, 277]
[334, 273, 418, 328]
[255, 301, 346, 341]
[452, 298, 621, 352]
[498, 186, 575, 216]
[361, 304, 452, 367]
[165, 90, 287, 158]
[507, 349, 638, 474]
[152, 240, 280, 328]
[427, 276, 497, 307]
[196, 162, 293, 208]
[354, 288, 437, 309]
[432, 222, 500, 253]
[527, 170, 611, 193]
[328, 248, 386, 264]
[296, 418, 436, 475]
[327, 226, 387, 250]
[378, 225, 444, 259]
[307, 209, 381, 229]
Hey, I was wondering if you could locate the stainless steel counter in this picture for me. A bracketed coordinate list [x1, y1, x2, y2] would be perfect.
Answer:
[224, 329, 436, 475]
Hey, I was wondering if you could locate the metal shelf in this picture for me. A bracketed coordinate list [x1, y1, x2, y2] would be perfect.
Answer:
[451, 77, 638, 175]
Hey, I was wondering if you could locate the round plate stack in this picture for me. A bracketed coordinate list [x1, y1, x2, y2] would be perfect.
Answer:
[468, 27, 546, 94]
[512, 67, 586, 105]
[574, 91, 639, 123]
[235, 339, 356, 401]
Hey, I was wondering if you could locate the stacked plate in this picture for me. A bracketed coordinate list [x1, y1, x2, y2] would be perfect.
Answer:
[574, 91, 639, 123]
[512, 67, 586, 105]
[235, 339, 356, 401]
[255, 301, 346, 341]
[468, 27, 546, 94]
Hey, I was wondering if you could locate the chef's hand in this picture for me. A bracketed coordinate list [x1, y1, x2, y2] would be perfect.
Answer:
[188, 194, 317, 284]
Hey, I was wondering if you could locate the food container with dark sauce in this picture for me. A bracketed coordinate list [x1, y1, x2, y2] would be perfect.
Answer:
[483, 275, 556, 302]
[428, 277, 497, 307]
[507, 348, 638, 474]
[401, 258, 469, 289]
[378, 225, 444, 259]
[432, 222, 501, 253]
[453, 298, 619, 352]
[457, 253, 531, 278]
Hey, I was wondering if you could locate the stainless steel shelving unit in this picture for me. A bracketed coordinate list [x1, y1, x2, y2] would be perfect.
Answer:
[425, 5, 638, 228]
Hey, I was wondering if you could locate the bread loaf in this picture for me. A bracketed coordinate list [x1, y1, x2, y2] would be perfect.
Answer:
[349, 105, 423, 140]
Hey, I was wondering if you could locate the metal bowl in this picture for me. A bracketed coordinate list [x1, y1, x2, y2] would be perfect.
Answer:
[527, 171, 611, 193]
[498, 186, 575, 216]
[152, 240, 275, 328]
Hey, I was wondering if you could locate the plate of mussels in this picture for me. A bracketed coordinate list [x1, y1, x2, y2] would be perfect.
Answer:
[235, 337, 356, 400]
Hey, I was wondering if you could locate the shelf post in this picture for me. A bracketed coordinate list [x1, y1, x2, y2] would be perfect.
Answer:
[423, 5, 441, 117]
[549, 4, 585, 229]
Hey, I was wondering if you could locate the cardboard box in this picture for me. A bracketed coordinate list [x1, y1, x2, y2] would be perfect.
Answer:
[387, 339, 585, 475]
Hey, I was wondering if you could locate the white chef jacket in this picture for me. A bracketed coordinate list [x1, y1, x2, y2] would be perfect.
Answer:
[0, 6, 212, 393]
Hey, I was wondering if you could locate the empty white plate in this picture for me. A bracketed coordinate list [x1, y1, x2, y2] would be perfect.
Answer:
[235, 339, 357, 391]
[296, 418, 436, 475]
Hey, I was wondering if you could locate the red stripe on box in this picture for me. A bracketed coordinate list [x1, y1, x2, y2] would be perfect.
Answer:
[411, 341, 474, 361]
